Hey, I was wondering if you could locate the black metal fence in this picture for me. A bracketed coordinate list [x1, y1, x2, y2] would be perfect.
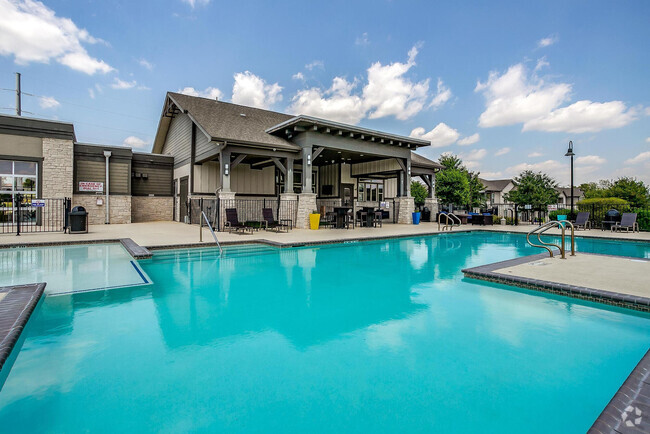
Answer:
[0, 196, 69, 234]
[188, 197, 298, 231]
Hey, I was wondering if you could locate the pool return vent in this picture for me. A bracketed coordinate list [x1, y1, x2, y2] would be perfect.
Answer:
[199, 210, 223, 256]
[438, 212, 461, 231]
[526, 220, 576, 259]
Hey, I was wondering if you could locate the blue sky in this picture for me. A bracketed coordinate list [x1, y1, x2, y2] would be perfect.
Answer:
[0, 0, 648, 185]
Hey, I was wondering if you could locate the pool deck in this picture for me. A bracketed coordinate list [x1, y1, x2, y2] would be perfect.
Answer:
[0, 221, 648, 249]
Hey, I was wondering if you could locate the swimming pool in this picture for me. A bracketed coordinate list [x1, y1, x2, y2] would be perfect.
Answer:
[0, 232, 649, 432]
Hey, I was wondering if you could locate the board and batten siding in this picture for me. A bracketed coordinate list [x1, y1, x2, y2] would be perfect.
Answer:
[318, 163, 339, 197]
[193, 161, 220, 193]
[384, 178, 398, 198]
[132, 156, 173, 197]
[161, 113, 192, 166]
[350, 158, 400, 177]
[192, 162, 275, 195]
[75, 159, 130, 195]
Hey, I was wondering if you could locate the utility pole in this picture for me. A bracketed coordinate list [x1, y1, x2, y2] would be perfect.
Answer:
[15, 72, 21, 116]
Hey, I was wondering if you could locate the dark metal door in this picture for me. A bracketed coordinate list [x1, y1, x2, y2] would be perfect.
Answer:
[340, 183, 354, 207]
[179, 177, 188, 223]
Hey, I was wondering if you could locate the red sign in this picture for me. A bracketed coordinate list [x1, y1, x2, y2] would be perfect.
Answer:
[79, 182, 104, 192]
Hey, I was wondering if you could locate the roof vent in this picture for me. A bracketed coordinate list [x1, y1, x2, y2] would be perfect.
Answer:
[240, 113, 247, 117]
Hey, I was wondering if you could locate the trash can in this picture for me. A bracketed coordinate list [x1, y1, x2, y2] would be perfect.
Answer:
[69, 206, 88, 234]
[421, 207, 431, 222]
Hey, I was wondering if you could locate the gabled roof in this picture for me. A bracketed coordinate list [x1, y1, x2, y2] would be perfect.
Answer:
[153, 92, 299, 153]
[556, 187, 583, 197]
[266, 115, 431, 149]
[411, 152, 444, 170]
[480, 178, 513, 192]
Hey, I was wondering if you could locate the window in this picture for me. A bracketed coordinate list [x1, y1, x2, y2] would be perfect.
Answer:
[358, 179, 384, 202]
[0, 160, 38, 223]
[275, 169, 317, 194]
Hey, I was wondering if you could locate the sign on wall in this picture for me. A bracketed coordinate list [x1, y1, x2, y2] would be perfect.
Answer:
[31, 199, 45, 207]
[79, 182, 104, 192]
[547, 204, 558, 211]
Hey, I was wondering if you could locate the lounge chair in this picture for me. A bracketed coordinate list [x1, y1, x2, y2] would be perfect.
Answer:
[612, 213, 639, 233]
[573, 212, 591, 230]
[262, 208, 290, 232]
[225, 208, 252, 234]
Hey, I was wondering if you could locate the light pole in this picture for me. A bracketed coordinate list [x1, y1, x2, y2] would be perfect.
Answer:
[565, 141, 575, 215]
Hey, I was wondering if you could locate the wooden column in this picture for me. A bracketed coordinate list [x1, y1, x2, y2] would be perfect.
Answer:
[285, 157, 294, 194]
[301, 146, 312, 193]
[219, 148, 231, 192]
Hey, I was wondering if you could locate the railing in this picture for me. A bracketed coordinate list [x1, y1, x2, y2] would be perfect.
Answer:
[526, 220, 576, 259]
[437, 212, 461, 231]
[1, 197, 69, 235]
[189, 197, 298, 232]
[199, 211, 222, 255]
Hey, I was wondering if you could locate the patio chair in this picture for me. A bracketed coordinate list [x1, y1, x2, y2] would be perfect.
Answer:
[373, 210, 383, 228]
[612, 213, 639, 233]
[573, 212, 591, 230]
[261, 208, 288, 232]
[319, 211, 336, 229]
[225, 208, 252, 234]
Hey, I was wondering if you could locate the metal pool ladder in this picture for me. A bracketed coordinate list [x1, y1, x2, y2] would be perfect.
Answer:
[526, 220, 575, 259]
[200, 211, 223, 256]
[438, 212, 461, 231]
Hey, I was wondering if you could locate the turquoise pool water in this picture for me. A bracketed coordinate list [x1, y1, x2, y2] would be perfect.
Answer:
[0, 233, 649, 433]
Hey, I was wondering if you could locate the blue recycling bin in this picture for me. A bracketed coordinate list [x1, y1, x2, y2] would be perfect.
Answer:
[412, 212, 421, 225]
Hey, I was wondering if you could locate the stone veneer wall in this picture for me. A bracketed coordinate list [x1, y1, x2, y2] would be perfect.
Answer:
[131, 196, 174, 222]
[296, 193, 317, 229]
[72, 195, 132, 225]
[42, 138, 73, 198]
[396, 196, 415, 224]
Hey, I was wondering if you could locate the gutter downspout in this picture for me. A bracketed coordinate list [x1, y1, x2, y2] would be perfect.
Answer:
[104, 150, 111, 224]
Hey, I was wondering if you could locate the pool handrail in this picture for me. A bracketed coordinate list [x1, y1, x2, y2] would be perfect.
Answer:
[438, 212, 461, 231]
[200, 210, 223, 255]
[526, 220, 575, 259]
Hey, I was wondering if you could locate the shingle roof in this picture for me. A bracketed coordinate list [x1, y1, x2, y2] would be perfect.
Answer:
[411, 152, 444, 170]
[556, 187, 584, 197]
[166, 92, 299, 151]
[480, 178, 513, 192]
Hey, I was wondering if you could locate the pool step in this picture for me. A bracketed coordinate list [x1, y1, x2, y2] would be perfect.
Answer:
[150, 244, 278, 263]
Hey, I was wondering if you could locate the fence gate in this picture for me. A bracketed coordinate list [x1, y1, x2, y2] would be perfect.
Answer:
[0, 196, 69, 235]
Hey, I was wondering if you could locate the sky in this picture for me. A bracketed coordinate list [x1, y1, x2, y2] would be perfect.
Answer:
[0, 0, 648, 186]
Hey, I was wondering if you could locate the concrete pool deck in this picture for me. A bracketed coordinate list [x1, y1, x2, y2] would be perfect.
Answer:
[0, 221, 648, 249]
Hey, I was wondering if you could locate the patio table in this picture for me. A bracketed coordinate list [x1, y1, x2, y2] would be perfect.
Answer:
[333, 207, 352, 229]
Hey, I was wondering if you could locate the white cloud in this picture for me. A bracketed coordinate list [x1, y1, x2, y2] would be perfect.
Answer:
[624, 151, 650, 165]
[410, 122, 459, 148]
[122, 136, 149, 149]
[180, 0, 209, 7]
[292, 72, 304, 81]
[534, 57, 549, 72]
[355, 32, 369, 46]
[646, 137, 650, 143]
[481, 171, 503, 179]
[305, 60, 324, 71]
[38, 96, 59, 109]
[457, 133, 480, 146]
[429, 78, 452, 109]
[363, 45, 430, 120]
[461, 148, 487, 161]
[475, 63, 571, 128]
[178, 86, 223, 100]
[111, 78, 136, 90]
[506, 159, 563, 175]
[523, 100, 637, 133]
[538, 34, 559, 48]
[0, 0, 113, 74]
[646, 108, 650, 116]
[528, 151, 543, 158]
[138, 58, 153, 70]
[495, 147, 510, 156]
[232, 71, 282, 109]
[88, 88, 95, 99]
[477, 62, 637, 133]
[289, 77, 366, 124]
[575, 155, 606, 165]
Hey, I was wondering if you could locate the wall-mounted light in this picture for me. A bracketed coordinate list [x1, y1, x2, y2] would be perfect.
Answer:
[307, 154, 311, 166]
[224, 163, 230, 176]
[407, 165, 411, 176]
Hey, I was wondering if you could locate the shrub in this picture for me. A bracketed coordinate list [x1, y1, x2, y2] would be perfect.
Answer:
[549, 209, 571, 221]
[578, 197, 628, 206]
[633, 209, 650, 231]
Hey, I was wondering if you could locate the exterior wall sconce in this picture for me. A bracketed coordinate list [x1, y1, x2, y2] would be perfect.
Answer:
[307, 154, 311, 166]
[407, 165, 411, 176]
[224, 163, 230, 176]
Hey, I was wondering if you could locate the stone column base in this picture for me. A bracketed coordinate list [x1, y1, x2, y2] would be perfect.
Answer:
[217, 191, 236, 230]
[296, 193, 317, 229]
[424, 198, 438, 222]
[396, 196, 415, 224]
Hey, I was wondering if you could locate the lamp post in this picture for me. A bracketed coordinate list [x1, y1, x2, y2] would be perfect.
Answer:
[565, 141, 575, 215]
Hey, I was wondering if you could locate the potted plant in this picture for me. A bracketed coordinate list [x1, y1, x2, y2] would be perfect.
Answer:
[309, 210, 320, 230]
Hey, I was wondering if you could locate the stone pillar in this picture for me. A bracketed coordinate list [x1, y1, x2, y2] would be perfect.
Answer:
[42, 138, 74, 198]
[217, 191, 236, 231]
[296, 193, 317, 229]
[424, 198, 438, 222]
[396, 196, 415, 224]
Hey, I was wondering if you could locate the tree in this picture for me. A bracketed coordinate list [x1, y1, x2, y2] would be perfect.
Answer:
[435, 168, 470, 207]
[505, 170, 559, 210]
[579, 177, 649, 207]
[435, 153, 485, 209]
[410, 180, 428, 208]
